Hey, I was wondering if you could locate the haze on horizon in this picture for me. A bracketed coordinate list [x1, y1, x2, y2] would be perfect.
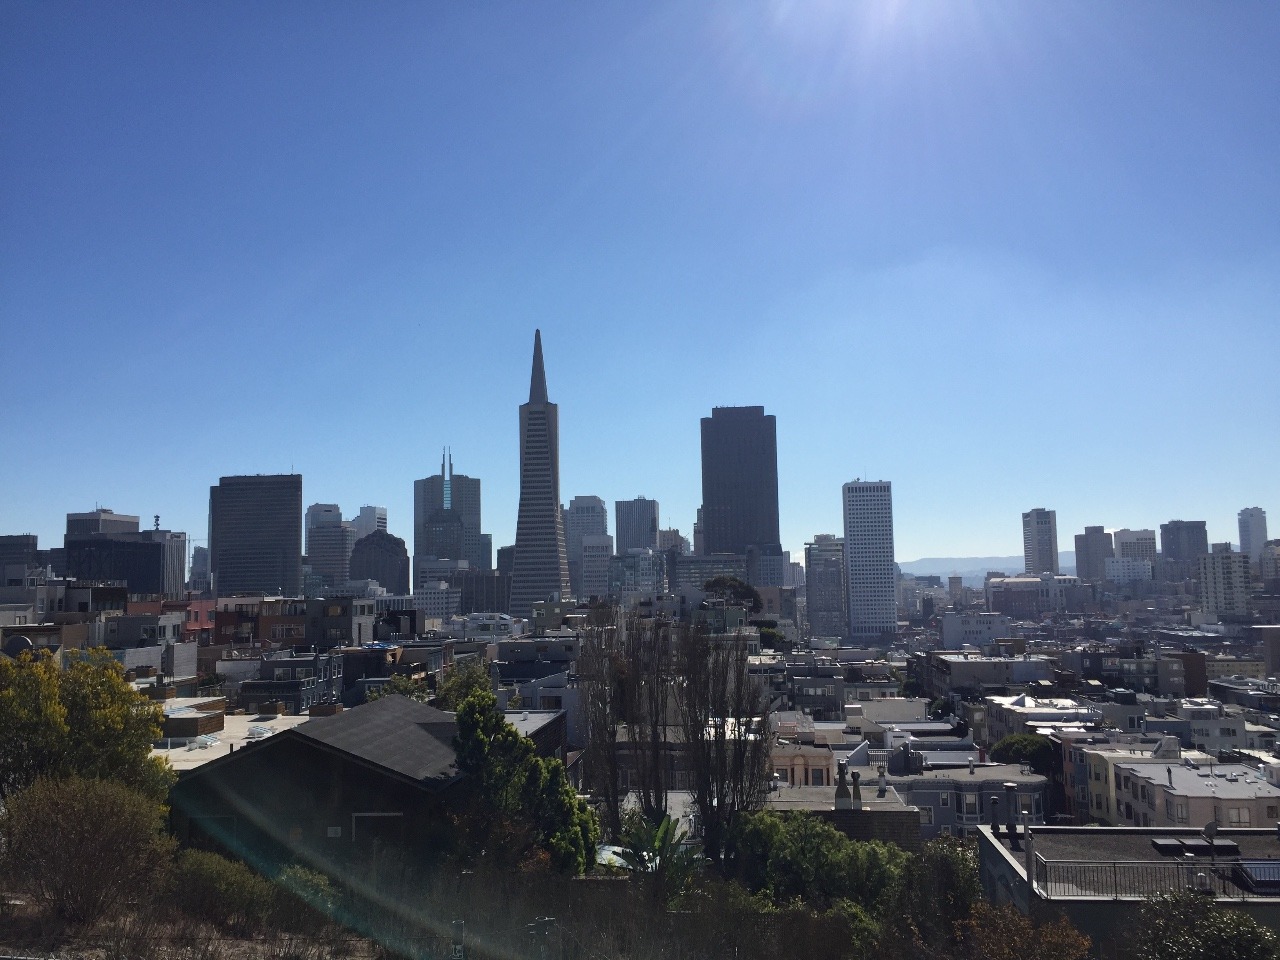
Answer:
[1, 2, 1276, 565]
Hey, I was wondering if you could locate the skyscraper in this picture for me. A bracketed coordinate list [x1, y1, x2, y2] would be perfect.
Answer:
[352, 506, 388, 542]
[1073, 526, 1114, 582]
[350, 530, 411, 595]
[1022, 508, 1059, 575]
[414, 452, 490, 572]
[1240, 508, 1269, 568]
[804, 534, 846, 639]
[508, 330, 570, 618]
[843, 482, 895, 642]
[615, 497, 659, 554]
[700, 406, 780, 556]
[209, 474, 303, 596]
[1160, 520, 1209, 562]
[564, 495, 608, 597]
[306, 504, 356, 589]
[1114, 529, 1158, 563]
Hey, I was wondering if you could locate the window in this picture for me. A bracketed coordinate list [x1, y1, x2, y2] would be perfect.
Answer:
[920, 806, 933, 825]
[941, 793, 950, 808]
[1228, 808, 1251, 827]
[1268, 806, 1278, 820]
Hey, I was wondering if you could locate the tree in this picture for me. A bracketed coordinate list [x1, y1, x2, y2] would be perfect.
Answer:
[989, 733, 1058, 776]
[454, 687, 599, 873]
[726, 811, 908, 913]
[703, 576, 763, 614]
[0, 776, 174, 923]
[877, 837, 983, 958]
[0, 649, 173, 801]
[617, 812, 701, 906]
[434, 656, 492, 710]
[955, 902, 1091, 960]
[674, 624, 771, 866]
[366, 673, 431, 704]
[579, 620, 627, 839]
[1128, 892, 1280, 960]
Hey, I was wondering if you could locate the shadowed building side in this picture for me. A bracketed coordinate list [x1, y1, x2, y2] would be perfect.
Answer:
[509, 330, 571, 619]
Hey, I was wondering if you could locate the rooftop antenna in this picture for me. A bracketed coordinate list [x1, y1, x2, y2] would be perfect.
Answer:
[154, 515, 160, 531]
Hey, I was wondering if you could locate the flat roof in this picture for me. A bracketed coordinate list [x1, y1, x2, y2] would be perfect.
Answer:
[765, 784, 914, 813]
[154, 713, 311, 771]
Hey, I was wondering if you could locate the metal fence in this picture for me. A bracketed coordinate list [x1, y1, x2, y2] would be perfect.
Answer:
[1034, 856, 1260, 900]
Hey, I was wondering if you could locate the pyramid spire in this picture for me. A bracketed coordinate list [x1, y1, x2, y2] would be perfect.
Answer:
[529, 329, 548, 404]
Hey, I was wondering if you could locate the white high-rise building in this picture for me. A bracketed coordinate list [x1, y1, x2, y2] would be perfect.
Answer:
[1199, 549, 1252, 620]
[843, 481, 896, 643]
[1240, 508, 1269, 569]
[1114, 529, 1158, 564]
[353, 505, 388, 542]
[1021, 508, 1059, 575]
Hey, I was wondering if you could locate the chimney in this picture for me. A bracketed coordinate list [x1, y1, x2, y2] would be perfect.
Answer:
[834, 760, 852, 811]
[1005, 782, 1020, 850]
[877, 764, 887, 799]
[969, 757, 976, 776]
[990, 795, 1002, 838]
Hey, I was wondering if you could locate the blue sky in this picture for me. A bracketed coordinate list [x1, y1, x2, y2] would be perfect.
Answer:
[2, 1, 1276, 565]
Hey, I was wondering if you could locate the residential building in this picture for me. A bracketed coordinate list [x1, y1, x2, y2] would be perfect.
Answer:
[699, 405, 781, 556]
[984, 695, 1102, 744]
[1160, 520, 1209, 563]
[1073, 526, 1113, 582]
[1113, 529, 1158, 564]
[614, 497, 659, 554]
[1112, 760, 1280, 828]
[607, 548, 665, 601]
[1199, 548, 1252, 620]
[843, 481, 896, 643]
[1022, 508, 1059, 575]
[804, 535, 846, 639]
[1175, 699, 1245, 754]
[1240, 508, 1269, 569]
[985, 573, 1093, 617]
[209, 474, 303, 597]
[508, 330, 571, 618]
[920, 652, 1056, 700]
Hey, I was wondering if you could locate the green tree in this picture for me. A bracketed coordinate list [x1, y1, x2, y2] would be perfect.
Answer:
[989, 733, 1058, 776]
[366, 673, 431, 703]
[617, 813, 701, 906]
[0, 776, 174, 923]
[726, 811, 909, 913]
[703, 575, 763, 614]
[956, 902, 1091, 960]
[1128, 892, 1280, 960]
[454, 687, 599, 873]
[434, 656, 492, 710]
[877, 837, 982, 958]
[0, 649, 173, 801]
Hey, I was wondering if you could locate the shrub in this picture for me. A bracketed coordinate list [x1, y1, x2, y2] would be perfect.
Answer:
[0, 776, 174, 923]
[164, 848, 278, 935]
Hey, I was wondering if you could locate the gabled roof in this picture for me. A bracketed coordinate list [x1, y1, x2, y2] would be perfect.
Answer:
[292, 695, 461, 786]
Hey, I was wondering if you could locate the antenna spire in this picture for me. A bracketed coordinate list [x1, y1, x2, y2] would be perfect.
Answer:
[529, 329, 548, 404]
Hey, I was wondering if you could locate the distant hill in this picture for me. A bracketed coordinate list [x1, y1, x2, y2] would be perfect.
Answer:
[899, 553, 1077, 586]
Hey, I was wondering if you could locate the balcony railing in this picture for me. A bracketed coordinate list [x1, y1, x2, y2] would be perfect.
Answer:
[1034, 856, 1269, 900]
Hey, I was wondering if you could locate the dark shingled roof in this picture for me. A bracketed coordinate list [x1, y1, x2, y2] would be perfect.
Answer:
[294, 694, 461, 786]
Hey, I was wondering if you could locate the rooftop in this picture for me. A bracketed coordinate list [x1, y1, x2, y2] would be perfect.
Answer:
[154, 713, 311, 771]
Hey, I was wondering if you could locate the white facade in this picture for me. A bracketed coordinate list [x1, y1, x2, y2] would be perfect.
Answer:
[940, 612, 1013, 650]
[1022, 508, 1059, 575]
[1240, 507, 1269, 568]
[352, 505, 388, 542]
[1113, 528, 1158, 563]
[843, 480, 896, 642]
[1104, 556, 1153, 584]
[1199, 549, 1252, 620]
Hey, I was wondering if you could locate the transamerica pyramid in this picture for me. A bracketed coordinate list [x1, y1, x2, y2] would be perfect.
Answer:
[508, 329, 571, 619]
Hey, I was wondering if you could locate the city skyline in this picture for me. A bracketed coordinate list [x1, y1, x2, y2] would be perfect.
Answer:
[2, 5, 1277, 562]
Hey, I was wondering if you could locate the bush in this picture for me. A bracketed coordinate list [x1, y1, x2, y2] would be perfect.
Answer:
[0, 776, 174, 923]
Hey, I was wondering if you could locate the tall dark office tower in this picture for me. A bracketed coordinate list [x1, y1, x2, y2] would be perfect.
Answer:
[208, 474, 302, 596]
[350, 530, 411, 596]
[615, 497, 659, 554]
[509, 330, 570, 619]
[1074, 526, 1114, 582]
[1160, 520, 1210, 562]
[699, 406, 780, 556]
[804, 534, 847, 639]
[414, 451, 490, 571]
